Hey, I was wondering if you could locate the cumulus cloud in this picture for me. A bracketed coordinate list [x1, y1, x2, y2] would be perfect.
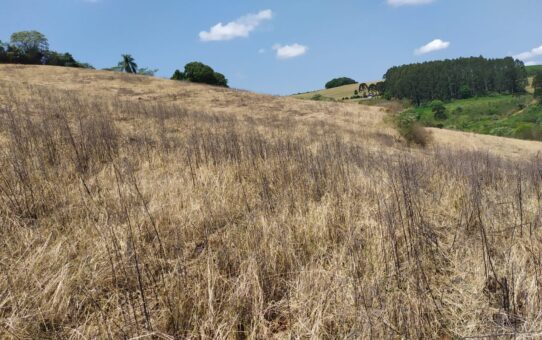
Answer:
[513, 45, 542, 62]
[388, 0, 435, 7]
[414, 39, 450, 55]
[272, 44, 308, 59]
[199, 10, 272, 42]
[524, 60, 541, 66]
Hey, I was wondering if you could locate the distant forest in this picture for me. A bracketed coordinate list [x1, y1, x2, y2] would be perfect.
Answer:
[383, 57, 528, 105]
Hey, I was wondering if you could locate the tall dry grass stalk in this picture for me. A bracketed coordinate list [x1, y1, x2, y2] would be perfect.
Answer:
[1, 82, 542, 339]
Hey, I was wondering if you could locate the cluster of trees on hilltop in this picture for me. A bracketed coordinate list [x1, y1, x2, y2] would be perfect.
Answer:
[383, 57, 527, 105]
[358, 82, 385, 96]
[1, 30, 230, 86]
[171, 62, 228, 87]
[325, 77, 356, 89]
[0, 31, 92, 68]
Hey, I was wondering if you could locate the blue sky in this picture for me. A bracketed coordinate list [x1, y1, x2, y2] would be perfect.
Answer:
[1, 0, 541, 95]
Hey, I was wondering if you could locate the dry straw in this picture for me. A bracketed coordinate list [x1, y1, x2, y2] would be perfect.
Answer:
[1, 65, 542, 339]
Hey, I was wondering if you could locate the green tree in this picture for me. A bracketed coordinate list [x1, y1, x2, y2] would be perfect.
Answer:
[10, 31, 49, 53]
[118, 54, 138, 74]
[171, 69, 185, 80]
[359, 83, 368, 94]
[368, 84, 377, 96]
[45, 52, 78, 67]
[325, 77, 356, 89]
[0, 40, 6, 62]
[459, 85, 472, 99]
[172, 62, 229, 87]
[183, 62, 216, 84]
[375, 81, 386, 95]
[431, 100, 447, 120]
[213, 72, 228, 87]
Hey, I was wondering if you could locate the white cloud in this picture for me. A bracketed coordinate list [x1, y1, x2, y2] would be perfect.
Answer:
[414, 39, 450, 55]
[199, 10, 272, 42]
[513, 45, 542, 62]
[388, 0, 434, 7]
[525, 60, 541, 66]
[272, 44, 308, 59]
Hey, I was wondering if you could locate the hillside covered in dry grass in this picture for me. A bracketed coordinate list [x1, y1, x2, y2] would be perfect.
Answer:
[1, 65, 542, 339]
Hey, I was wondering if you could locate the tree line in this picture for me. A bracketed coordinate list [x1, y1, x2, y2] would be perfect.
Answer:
[383, 56, 528, 105]
[1, 30, 229, 88]
[0, 31, 92, 68]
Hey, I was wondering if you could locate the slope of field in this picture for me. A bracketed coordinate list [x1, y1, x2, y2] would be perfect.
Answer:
[415, 94, 542, 140]
[526, 64, 542, 76]
[292, 83, 360, 100]
[1, 65, 542, 339]
[292, 81, 380, 101]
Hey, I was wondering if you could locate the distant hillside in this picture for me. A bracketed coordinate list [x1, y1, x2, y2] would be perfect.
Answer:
[292, 81, 381, 101]
[413, 94, 542, 141]
[526, 64, 542, 76]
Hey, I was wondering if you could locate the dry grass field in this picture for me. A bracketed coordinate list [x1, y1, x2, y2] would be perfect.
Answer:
[1, 64, 542, 339]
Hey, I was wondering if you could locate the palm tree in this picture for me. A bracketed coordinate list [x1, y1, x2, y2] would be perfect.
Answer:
[118, 54, 138, 74]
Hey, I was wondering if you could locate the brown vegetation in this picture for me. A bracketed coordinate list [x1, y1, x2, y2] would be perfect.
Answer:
[1, 65, 542, 338]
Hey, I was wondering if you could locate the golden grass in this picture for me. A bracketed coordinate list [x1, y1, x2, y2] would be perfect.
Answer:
[292, 81, 380, 101]
[1, 65, 542, 338]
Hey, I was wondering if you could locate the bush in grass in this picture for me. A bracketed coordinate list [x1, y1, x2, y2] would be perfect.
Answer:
[430, 100, 447, 120]
[489, 126, 515, 137]
[515, 124, 542, 140]
[394, 110, 431, 147]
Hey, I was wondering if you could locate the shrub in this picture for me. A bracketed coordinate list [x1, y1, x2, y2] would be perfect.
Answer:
[515, 124, 542, 140]
[311, 94, 324, 101]
[394, 110, 431, 147]
[430, 100, 447, 120]
[489, 126, 514, 137]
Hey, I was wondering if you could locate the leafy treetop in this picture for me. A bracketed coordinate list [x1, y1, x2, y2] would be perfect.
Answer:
[171, 62, 228, 87]
[325, 77, 356, 89]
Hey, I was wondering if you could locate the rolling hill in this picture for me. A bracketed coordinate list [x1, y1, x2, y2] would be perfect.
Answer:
[526, 64, 542, 76]
[1, 65, 542, 339]
[292, 81, 380, 101]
